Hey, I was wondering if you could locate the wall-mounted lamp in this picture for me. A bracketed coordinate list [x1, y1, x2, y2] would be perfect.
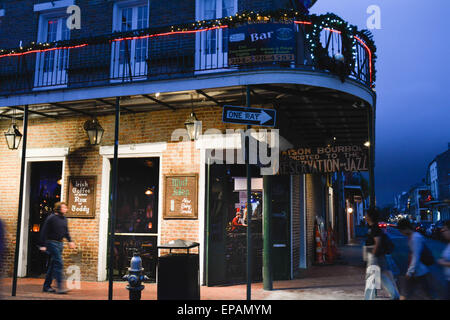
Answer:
[84, 118, 104, 145]
[4, 122, 23, 150]
[184, 95, 201, 141]
[184, 112, 201, 141]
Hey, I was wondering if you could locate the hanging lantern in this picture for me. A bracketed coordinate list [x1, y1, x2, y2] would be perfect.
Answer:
[184, 112, 201, 141]
[83, 118, 104, 145]
[4, 122, 23, 150]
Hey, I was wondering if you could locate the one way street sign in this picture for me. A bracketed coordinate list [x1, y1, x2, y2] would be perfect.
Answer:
[222, 105, 276, 127]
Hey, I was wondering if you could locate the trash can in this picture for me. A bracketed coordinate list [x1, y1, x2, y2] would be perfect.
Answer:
[157, 239, 200, 300]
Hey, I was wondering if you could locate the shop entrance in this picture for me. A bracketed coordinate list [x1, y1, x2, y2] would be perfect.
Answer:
[207, 164, 292, 285]
[109, 157, 159, 282]
[207, 164, 263, 285]
[27, 161, 62, 277]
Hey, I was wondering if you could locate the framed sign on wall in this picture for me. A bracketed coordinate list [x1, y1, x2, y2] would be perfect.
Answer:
[163, 174, 198, 219]
[66, 176, 96, 218]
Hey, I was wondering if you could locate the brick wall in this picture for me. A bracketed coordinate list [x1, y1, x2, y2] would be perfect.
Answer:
[0, 106, 249, 280]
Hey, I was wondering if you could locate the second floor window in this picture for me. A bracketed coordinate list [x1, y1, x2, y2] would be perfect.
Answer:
[35, 15, 70, 88]
[43, 18, 70, 72]
[112, 2, 149, 80]
[201, 0, 235, 55]
[196, 0, 237, 70]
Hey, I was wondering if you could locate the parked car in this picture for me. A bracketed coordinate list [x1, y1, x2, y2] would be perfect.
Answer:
[415, 221, 433, 236]
[378, 221, 387, 229]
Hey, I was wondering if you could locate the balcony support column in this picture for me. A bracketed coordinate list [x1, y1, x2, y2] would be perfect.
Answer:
[108, 97, 120, 300]
[368, 97, 376, 211]
[11, 105, 29, 296]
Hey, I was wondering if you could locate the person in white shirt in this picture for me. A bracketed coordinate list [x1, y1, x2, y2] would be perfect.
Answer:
[397, 218, 434, 300]
[437, 220, 450, 300]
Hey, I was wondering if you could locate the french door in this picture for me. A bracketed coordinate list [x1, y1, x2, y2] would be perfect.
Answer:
[35, 17, 70, 88]
[111, 4, 149, 81]
[196, 0, 237, 71]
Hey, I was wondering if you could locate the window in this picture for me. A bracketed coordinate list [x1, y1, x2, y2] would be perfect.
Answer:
[35, 15, 70, 88]
[196, 0, 237, 71]
[111, 1, 149, 81]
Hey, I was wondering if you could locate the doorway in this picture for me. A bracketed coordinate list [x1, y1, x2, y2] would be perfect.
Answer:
[206, 164, 292, 285]
[27, 161, 63, 277]
[207, 163, 263, 285]
[109, 157, 160, 282]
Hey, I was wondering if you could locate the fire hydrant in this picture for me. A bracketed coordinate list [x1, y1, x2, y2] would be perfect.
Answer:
[123, 252, 149, 300]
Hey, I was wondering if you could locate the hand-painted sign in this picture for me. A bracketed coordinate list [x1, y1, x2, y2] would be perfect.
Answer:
[228, 23, 296, 65]
[222, 105, 276, 127]
[279, 145, 369, 175]
[163, 174, 198, 219]
[66, 176, 96, 218]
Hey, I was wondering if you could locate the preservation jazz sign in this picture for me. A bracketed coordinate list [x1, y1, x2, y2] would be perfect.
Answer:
[164, 174, 198, 219]
[66, 176, 96, 218]
[279, 145, 369, 175]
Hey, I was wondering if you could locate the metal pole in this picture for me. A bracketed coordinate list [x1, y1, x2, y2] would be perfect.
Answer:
[263, 175, 273, 290]
[368, 100, 376, 210]
[205, 157, 211, 286]
[108, 97, 120, 300]
[12, 105, 28, 296]
[246, 86, 252, 300]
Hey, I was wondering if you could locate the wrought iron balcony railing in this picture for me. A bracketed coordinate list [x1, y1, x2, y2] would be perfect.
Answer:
[0, 12, 376, 97]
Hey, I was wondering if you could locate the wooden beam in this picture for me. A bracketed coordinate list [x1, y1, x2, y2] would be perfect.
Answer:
[49, 103, 94, 117]
[141, 94, 176, 111]
[96, 98, 135, 113]
[196, 90, 223, 107]
[8, 106, 57, 119]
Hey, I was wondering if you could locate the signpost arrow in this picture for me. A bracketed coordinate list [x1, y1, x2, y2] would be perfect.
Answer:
[222, 105, 276, 127]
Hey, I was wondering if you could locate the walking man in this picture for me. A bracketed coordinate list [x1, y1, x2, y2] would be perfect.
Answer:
[437, 220, 450, 300]
[397, 218, 434, 300]
[364, 209, 400, 300]
[39, 202, 75, 294]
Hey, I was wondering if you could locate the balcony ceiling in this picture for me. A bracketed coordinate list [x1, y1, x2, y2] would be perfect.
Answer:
[0, 83, 369, 148]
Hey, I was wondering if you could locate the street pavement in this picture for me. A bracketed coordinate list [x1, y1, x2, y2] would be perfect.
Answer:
[0, 245, 368, 300]
[1, 231, 446, 301]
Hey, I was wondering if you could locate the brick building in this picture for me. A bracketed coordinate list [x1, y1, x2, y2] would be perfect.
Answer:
[0, 0, 376, 291]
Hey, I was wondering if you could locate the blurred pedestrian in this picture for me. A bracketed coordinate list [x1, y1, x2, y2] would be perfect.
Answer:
[39, 202, 75, 294]
[397, 218, 434, 300]
[0, 218, 4, 269]
[0, 218, 4, 298]
[364, 209, 400, 300]
[437, 220, 450, 300]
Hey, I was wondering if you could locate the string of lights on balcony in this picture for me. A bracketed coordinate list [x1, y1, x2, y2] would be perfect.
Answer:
[0, 9, 376, 85]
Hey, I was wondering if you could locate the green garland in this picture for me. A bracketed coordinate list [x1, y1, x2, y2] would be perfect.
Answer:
[0, 9, 376, 85]
[307, 13, 358, 82]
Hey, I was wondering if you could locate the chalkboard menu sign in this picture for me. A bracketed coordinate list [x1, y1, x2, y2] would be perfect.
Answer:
[66, 176, 96, 218]
[163, 174, 198, 219]
[228, 23, 296, 65]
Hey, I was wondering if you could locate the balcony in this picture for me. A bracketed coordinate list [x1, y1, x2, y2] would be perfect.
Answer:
[0, 12, 376, 97]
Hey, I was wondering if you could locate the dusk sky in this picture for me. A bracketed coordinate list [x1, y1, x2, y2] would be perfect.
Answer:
[311, 0, 450, 206]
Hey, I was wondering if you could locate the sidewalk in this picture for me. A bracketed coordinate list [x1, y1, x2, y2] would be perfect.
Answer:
[0, 245, 372, 300]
